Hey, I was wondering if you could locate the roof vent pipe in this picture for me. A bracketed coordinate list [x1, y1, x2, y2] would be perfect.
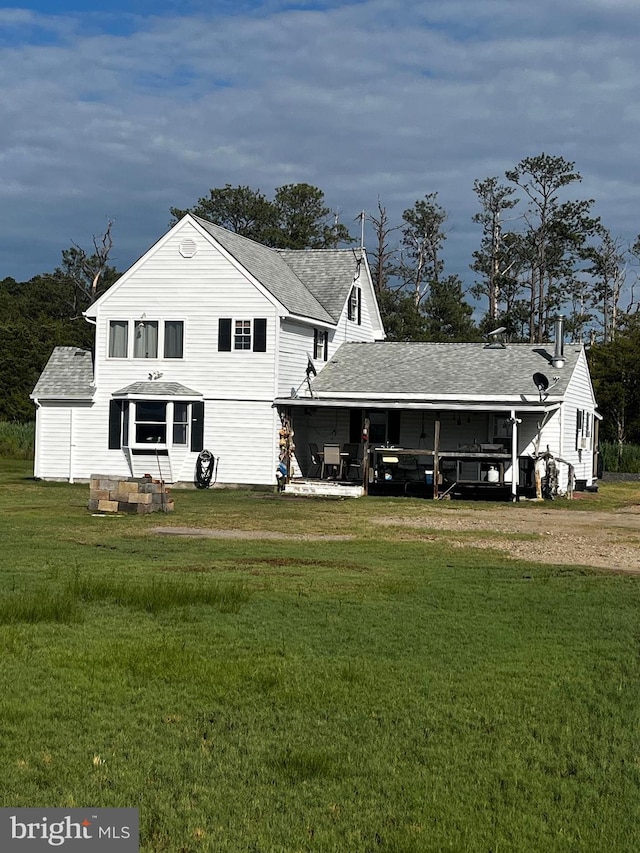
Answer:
[552, 315, 565, 368]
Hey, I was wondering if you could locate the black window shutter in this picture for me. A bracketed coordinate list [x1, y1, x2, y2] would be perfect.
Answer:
[388, 410, 401, 445]
[108, 400, 122, 449]
[253, 318, 267, 352]
[218, 318, 232, 351]
[357, 288, 362, 325]
[122, 401, 129, 446]
[191, 401, 205, 452]
[323, 331, 328, 360]
[313, 328, 318, 356]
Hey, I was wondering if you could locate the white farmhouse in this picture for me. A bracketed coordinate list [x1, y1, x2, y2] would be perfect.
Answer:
[31, 214, 383, 486]
[31, 215, 600, 498]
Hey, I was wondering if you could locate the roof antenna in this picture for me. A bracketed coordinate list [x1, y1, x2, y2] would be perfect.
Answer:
[353, 210, 366, 250]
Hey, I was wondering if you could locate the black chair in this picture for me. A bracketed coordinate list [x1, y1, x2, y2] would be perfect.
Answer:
[343, 443, 363, 481]
[308, 443, 323, 478]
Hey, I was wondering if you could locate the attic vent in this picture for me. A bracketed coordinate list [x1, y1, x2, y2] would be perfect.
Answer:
[179, 239, 197, 258]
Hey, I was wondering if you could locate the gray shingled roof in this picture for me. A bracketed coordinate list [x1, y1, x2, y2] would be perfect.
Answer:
[194, 217, 335, 323]
[275, 249, 362, 322]
[31, 347, 94, 401]
[309, 342, 583, 399]
[112, 382, 202, 397]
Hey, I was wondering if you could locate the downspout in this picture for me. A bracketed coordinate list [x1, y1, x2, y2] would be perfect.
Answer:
[433, 412, 441, 499]
[69, 407, 74, 484]
[33, 399, 41, 479]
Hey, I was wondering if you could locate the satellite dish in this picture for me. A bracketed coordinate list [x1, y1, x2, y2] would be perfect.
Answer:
[533, 372, 549, 391]
[533, 372, 550, 400]
[488, 326, 507, 337]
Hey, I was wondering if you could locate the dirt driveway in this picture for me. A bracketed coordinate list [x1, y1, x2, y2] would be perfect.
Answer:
[373, 502, 640, 573]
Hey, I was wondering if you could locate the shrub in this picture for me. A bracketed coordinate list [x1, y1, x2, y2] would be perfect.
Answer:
[600, 441, 640, 473]
[0, 421, 35, 459]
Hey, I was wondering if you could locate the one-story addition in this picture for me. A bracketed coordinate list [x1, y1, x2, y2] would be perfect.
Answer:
[31, 214, 600, 499]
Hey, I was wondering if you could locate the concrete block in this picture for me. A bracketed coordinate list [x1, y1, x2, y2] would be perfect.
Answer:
[97, 499, 119, 513]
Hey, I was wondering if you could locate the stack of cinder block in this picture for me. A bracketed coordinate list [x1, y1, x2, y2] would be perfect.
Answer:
[88, 474, 175, 514]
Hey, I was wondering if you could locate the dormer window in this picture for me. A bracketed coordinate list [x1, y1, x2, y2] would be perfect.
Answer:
[314, 329, 328, 361]
[348, 286, 361, 324]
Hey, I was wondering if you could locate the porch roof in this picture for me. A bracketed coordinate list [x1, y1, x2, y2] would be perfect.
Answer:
[298, 341, 582, 402]
[112, 381, 202, 399]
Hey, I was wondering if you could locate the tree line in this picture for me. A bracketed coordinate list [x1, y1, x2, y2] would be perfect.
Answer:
[1, 170, 639, 447]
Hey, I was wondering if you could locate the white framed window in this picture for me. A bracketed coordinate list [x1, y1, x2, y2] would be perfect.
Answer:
[348, 286, 361, 324]
[218, 318, 267, 352]
[135, 401, 167, 444]
[108, 321, 129, 358]
[576, 409, 592, 451]
[109, 400, 204, 452]
[164, 321, 184, 359]
[173, 402, 189, 445]
[314, 329, 328, 361]
[134, 321, 159, 359]
[108, 319, 184, 359]
[234, 320, 252, 350]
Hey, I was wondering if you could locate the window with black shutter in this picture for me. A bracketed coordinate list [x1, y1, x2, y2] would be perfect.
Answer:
[108, 400, 123, 449]
[191, 401, 205, 452]
[314, 328, 328, 361]
[218, 318, 232, 351]
[253, 318, 267, 352]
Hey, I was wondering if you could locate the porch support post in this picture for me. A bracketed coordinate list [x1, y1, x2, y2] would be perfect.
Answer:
[433, 412, 440, 500]
[510, 408, 519, 502]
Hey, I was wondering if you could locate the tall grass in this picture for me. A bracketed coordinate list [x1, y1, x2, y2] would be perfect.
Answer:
[0, 421, 34, 459]
[600, 440, 640, 473]
[0, 572, 250, 624]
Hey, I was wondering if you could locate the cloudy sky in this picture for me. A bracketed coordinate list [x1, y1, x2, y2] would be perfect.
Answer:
[2, 0, 639, 294]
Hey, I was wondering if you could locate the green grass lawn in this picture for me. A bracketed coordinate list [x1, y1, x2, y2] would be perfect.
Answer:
[1, 460, 639, 852]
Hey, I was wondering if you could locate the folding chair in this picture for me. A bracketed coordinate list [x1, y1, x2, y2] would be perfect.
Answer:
[322, 444, 343, 479]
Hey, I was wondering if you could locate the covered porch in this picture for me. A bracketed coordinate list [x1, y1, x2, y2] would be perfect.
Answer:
[276, 400, 558, 501]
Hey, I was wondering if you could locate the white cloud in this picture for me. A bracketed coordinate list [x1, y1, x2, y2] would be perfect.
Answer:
[1, 0, 639, 293]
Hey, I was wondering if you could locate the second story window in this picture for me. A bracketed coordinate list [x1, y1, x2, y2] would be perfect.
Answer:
[314, 329, 328, 361]
[234, 320, 252, 350]
[218, 318, 267, 352]
[134, 321, 158, 358]
[109, 321, 129, 358]
[348, 286, 361, 324]
[164, 321, 184, 359]
[109, 319, 184, 360]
